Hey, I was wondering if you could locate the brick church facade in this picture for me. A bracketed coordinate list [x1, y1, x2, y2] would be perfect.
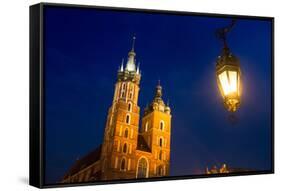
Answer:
[62, 37, 172, 183]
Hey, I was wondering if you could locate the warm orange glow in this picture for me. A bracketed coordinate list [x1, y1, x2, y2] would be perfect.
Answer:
[218, 70, 238, 96]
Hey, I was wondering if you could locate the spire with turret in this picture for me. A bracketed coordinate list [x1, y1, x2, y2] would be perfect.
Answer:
[125, 36, 137, 72]
[144, 81, 171, 115]
[117, 36, 141, 85]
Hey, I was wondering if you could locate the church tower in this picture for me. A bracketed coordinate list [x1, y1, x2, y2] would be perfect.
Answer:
[100, 37, 141, 180]
[140, 81, 172, 177]
[61, 37, 173, 183]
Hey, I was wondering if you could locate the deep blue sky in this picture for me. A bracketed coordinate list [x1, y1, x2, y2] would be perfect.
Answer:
[43, 6, 272, 184]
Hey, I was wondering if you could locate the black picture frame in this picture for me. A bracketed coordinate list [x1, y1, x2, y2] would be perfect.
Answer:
[30, 2, 274, 189]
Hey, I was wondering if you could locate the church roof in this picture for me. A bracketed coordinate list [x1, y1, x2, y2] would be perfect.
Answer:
[137, 135, 151, 152]
[63, 144, 102, 178]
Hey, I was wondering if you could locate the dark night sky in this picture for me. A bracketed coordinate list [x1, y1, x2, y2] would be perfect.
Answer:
[43, 6, 272, 184]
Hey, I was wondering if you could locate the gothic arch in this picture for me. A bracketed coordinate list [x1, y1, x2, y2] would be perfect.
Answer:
[123, 143, 127, 153]
[125, 114, 130, 124]
[157, 165, 165, 176]
[124, 128, 129, 138]
[136, 156, 149, 178]
[159, 136, 164, 147]
[120, 157, 126, 171]
[160, 120, 165, 131]
[128, 102, 132, 112]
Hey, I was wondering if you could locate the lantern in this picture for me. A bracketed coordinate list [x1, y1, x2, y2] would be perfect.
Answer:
[215, 20, 242, 112]
[216, 48, 242, 112]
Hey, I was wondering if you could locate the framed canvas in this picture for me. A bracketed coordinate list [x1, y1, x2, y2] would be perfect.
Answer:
[29, 2, 274, 188]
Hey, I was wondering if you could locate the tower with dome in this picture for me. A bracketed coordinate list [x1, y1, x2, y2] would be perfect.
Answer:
[62, 37, 172, 183]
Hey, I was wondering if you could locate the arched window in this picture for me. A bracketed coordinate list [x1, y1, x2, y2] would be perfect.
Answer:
[122, 83, 126, 90]
[159, 150, 162, 160]
[160, 120, 165, 131]
[128, 103, 132, 112]
[120, 83, 126, 98]
[137, 158, 148, 178]
[123, 143, 127, 153]
[120, 158, 126, 170]
[129, 92, 133, 99]
[129, 84, 134, 99]
[159, 137, 163, 147]
[145, 122, 148, 132]
[126, 114, 130, 124]
[124, 129, 128, 138]
[157, 165, 164, 176]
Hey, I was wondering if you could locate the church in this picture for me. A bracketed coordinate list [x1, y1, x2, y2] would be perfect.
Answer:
[62, 37, 172, 183]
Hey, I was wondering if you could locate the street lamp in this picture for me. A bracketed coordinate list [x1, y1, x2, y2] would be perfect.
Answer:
[216, 20, 242, 112]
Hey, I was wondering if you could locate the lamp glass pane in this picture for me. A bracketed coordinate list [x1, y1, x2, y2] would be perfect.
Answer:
[218, 71, 230, 95]
[237, 73, 240, 96]
[228, 71, 238, 94]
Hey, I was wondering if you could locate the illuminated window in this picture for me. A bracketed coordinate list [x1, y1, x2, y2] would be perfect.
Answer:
[124, 129, 128, 138]
[126, 114, 130, 124]
[120, 83, 126, 98]
[159, 138, 163, 147]
[160, 120, 165, 131]
[123, 143, 127, 153]
[137, 158, 148, 178]
[129, 84, 134, 99]
[122, 83, 126, 90]
[157, 165, 164, 176]
[128, 103, 132, 112]
[120, 158, 126, 170]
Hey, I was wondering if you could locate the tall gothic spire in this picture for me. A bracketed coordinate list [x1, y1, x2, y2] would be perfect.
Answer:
[126, 36, 137, 72]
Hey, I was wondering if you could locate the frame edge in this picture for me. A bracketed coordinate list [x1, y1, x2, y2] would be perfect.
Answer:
[29, 3, 43, 188]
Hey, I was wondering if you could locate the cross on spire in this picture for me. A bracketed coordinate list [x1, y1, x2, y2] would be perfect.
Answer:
[131, 35, 136, 51]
